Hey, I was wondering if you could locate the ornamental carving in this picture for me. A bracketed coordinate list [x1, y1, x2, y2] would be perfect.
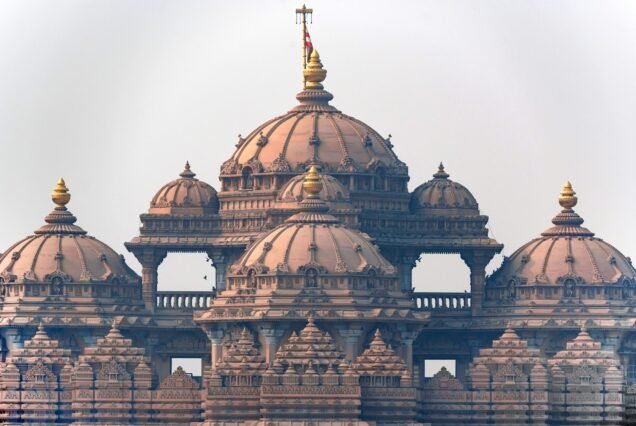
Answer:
[24, 360, 56, 383]
[220, 159, 239, 175]
[159, 366, 199, 389]
[269, 153, 292, 172]
[96, 358, 131, 382]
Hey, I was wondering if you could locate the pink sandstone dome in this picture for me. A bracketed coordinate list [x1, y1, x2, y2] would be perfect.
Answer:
[220, 51, 407, 179]
[410, 163, 480, 216]
[275, 171, 351, 209]
[488, 182, 636, 288]
[149, 162, 219, 215]
[0, 179, 139, 285]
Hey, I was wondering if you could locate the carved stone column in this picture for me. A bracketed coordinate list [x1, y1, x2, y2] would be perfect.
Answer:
[132, 249, 167, 312]
[5, 329, 23, 351]
[399, 251, 420, 292]
[206, 329, 225, 371]
[380, 248, 420, 292]
[461, 250, 494, 315]
[260, 325, 286, 365]
[338, 325, 365, 362]
[208, 249, 241, 292]
[400, 331, 419, 376]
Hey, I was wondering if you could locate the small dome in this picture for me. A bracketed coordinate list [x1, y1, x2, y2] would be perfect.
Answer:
[489, 182, 636, 289]
[0, 179, 139, 285]
[410, 163, 479, 216]
[276, 171, 351, 209]
[232, 167, 394, 276]
[220, 51, 407, 178]
[150, 162, 219, 215]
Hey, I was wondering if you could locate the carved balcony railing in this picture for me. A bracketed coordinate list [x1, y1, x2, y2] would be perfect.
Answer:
[156, 291, 216, 310]
[154, 290, 470, 312]
[413, 292, 471, 311]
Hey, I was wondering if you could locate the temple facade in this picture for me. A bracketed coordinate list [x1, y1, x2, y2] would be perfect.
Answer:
[1, 9, 635, 425]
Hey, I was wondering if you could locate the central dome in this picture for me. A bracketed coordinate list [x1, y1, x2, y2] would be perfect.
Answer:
[220, 51, 407, 179]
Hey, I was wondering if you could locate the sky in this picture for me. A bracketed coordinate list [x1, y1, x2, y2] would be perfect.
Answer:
[1, 0, 635, 293]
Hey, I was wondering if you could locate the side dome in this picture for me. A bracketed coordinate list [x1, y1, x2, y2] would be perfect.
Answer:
[232, 167, 395, 276]
[488, 182, 636, 296]
[220, 50, 408, 186]
[410, 163, 479, 216]
[150, 162, 219, 215]
[275, 171, 351, 209]
[0, 179, 139, 285]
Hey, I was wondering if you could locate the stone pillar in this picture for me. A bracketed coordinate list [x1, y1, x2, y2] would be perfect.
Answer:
[338, 326, 365, 362]
[461, 250, 494, 315]
[380, 248, 420, 292]
[204, 329, 225, 372]
[5, 329, 23, 351]
[260, 325, 285, 365]
[399, 251, 420, 292]
[133, 249, 166, 312]
[208, 249, 241, 292]
[400, 331, 419, 376]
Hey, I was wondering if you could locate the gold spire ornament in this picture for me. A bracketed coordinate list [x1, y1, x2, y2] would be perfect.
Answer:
[303, 165, 323, 199]
[303, 49, 327, 90]
[52, 178, 71, 207]
[559, 181, 577, 211]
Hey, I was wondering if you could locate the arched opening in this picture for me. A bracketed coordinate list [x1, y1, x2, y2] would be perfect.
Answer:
[157, 253, 216, 292]
[412, 254, 470, 293]
[241, 167, 254, 190]
[424, 359, 456, 378]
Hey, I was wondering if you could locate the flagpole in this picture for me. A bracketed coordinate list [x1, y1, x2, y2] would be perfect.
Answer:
[296, 4, 313, 89]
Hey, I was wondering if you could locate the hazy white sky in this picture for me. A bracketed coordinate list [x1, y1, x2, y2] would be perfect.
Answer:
[1, 0, 635, 292]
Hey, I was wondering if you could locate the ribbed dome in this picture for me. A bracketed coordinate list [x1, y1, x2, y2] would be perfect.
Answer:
[276, 171, 350, 209]
[231, 167, 395, 276]
[410, 163, 479, 216]
[220, 51, 407, 178]
[0, 179, 139, 285]
[488, 182, 636, 288]
[150, 162, 219, 215]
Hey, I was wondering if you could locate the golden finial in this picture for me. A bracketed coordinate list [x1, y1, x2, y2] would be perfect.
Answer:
[51, 178, 71, 207]
[559, 181, 577, 211]
[303, 165, 323, 199]
[303, 49, 327, 90]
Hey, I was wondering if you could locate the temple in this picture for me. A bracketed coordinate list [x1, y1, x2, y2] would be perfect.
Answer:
[0, 7, 634, 426]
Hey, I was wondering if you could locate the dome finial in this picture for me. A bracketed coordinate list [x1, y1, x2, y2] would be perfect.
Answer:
[303, 49, 327, 90]
[559, 180, 577, 211]
[303, 165, 323, 199]
[52, 178, 71, 208]
[433, 162, 449, 179]
[180, 161, 196, 179]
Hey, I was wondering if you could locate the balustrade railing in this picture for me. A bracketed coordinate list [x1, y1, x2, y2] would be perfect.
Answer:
[413, 292, 471, 311]
[156, 291, 215, 310]
[155, 290, 469, 312]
